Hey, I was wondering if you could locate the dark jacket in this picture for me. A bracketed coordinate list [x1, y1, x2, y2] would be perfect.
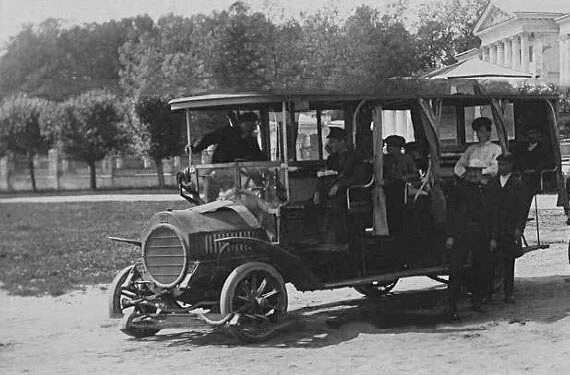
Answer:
[447, 179, 499, 241]
[192, 125, 266, 163]
[326, 148, 369, 192]
[489, 174, 526, 238]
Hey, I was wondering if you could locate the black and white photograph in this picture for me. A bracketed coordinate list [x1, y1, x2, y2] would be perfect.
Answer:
[1, 0, 570, 374]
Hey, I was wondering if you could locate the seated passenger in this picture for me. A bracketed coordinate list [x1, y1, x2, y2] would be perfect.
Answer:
[454, 117, 502, 180]
[404, 141, 429, 175]
[383, 135, 419, 235]
[314, 127, 367, 248]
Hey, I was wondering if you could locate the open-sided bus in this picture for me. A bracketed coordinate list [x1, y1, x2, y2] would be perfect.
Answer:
[109, 78, 570, 341]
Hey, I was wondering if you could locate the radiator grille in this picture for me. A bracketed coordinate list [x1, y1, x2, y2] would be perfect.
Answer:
[143, 226, 186, 287]
[202, 230, 258, 256]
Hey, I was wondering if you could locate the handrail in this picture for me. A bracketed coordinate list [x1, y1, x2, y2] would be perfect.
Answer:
[346, 175, 375, 211]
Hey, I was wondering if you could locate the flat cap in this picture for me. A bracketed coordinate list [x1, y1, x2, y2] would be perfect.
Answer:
[238, 112, 259, 122]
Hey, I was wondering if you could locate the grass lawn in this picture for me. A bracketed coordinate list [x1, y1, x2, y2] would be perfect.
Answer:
[0, 200, 190, 296]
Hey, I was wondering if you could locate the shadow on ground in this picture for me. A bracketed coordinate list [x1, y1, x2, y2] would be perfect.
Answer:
[138, 275, 570, 349]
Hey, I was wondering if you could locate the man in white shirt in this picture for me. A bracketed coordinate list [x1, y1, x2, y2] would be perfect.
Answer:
[454, 117, 502, 178]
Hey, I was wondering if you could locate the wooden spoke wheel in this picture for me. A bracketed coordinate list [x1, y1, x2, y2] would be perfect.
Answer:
[108, 265, 153, 318]
[354, 279, 399, 297]
[220, 262, 288, 343]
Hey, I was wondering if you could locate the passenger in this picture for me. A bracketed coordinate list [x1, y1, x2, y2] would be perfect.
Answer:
[383, 135, 419, 235]
[404, 141, 429, 175]
[191, 111, 266, 163]
[488, 154, 526, 304]
[512, 127, 554, 225]
[191, 112, 266, 201]
[315, 127, 367, 248]
[445, 159, 499, 320]
[454, 117, 502, 179]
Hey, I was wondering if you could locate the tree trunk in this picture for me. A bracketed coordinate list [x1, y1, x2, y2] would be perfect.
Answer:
[154, 157, 165, 188]
[27, 153, 37, 192]
[88, 160, 97, 190]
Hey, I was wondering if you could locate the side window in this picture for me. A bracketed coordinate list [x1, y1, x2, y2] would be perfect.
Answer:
[438, 106, 458, 146]
[296, 111, 321, 161]
[464, 104, 515, 142]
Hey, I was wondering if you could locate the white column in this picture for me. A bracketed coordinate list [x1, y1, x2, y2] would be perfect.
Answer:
[559, 37, 566, 85]
[482, 46, 490, 62]
[512, 36, 521, 70]
[565, 37, 570, 85]
[521, 33, 529, 72]
[504, 39, 512, 68]
[490, 44, 497, 64]
[532, 37, 543, 78]
[496, 42, 505, 66]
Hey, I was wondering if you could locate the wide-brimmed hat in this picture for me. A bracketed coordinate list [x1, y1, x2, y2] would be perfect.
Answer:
[327, 127, 347, 140]
[384, 135, 406, 148]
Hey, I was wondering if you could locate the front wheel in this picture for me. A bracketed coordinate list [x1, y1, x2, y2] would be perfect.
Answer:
[354, 279, 399, 297]
[220, 262, 288, 343]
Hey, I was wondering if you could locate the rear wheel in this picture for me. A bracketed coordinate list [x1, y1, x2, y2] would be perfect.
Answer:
[220, 262, 288, 343]
[354, 279, 399, 297]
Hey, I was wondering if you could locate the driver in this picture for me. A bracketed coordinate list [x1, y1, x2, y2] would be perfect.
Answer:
[191, 112, 267, 201]
[191, 112, 266, 163]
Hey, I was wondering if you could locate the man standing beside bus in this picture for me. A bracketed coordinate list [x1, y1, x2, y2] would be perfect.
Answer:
[454, 117, 502, 179]
[489, 153, 526, 303]
[445, 159, 499, 320]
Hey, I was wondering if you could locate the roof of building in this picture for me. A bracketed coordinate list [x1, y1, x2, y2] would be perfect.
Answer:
[421, 59, 533, 80]
[492, 0, 570, 14]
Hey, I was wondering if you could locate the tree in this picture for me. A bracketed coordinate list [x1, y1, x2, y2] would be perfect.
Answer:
[0, 95, 51, 191]
[415, 0, 487, 70]
[133, 96, 184, 187]
[49, 90, 127, 190]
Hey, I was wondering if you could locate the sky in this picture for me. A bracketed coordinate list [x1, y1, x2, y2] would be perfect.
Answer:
[0, 0, 405, 48]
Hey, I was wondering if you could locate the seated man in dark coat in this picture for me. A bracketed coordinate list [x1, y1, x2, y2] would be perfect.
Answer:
[192, 112, 266, 163]
[191, 112, 266, 201]
[315, 127, 368, 248]
[383, 135, 419, 235]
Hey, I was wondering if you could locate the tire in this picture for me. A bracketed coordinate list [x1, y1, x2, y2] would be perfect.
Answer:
[220, 262, 288, 343]
[108, 265, 153, 318]
[354, 279, 399, 297]
[108, 265, 135, 318]
[119, 311, 160, 338]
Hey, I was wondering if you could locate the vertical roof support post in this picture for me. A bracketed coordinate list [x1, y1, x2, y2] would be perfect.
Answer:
[281, 100, 290, 202]
[185, 109, 193, 167]
[417, 98, 442, 181]
[490, 98, 510, 154]
[545, 99, 569, 218]
[372, 106, 389, 236]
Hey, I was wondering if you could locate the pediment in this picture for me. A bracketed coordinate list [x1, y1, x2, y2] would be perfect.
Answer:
[479, 4, 514, 30]
[474, 3, 515, 34]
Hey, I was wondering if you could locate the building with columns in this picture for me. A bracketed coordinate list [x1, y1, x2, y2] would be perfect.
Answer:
[473, 0, 570, 86]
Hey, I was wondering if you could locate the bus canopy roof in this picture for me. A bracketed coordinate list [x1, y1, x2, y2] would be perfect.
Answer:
[169, 78, 558, 112]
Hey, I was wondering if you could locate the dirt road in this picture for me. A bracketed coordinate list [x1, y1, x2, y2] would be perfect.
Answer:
[1, 208, 569, 374]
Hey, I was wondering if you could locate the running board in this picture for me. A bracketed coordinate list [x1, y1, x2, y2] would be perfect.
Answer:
[521, 244, 550, 254]
[323, 265, 447, 289]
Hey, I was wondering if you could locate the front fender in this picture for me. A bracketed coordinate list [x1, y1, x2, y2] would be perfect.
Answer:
[215, 237, 322, 291]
